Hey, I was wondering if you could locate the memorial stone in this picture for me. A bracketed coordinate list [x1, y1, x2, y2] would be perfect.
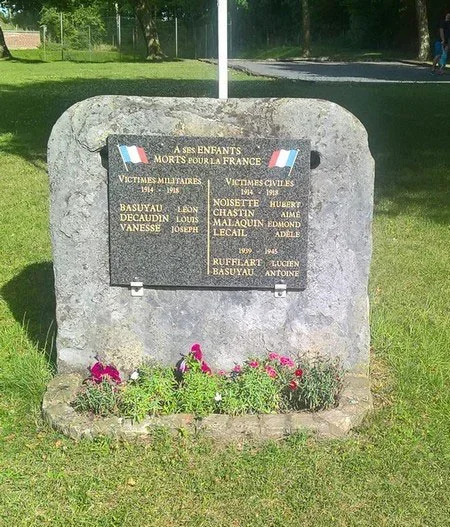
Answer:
[48, 96, 374, 376]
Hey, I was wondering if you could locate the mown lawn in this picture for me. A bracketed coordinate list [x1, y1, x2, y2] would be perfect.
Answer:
[0, 53, 449, 526]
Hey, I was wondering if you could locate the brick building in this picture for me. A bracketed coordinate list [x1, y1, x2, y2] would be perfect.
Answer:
[4, 31, 40, 49]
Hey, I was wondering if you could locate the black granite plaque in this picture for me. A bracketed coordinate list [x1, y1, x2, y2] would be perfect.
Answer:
[107, 135, 310, 289]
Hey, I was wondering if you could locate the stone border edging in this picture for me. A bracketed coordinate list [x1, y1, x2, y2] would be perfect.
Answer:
[42, 374, 372, 441]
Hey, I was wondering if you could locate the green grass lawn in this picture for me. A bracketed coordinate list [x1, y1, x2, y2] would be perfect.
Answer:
[0, 51, 449, 526]
[236, 44, 417, 62]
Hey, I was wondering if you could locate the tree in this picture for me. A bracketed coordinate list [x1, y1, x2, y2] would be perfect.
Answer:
[1, 0, 45, 58]
[127, 0, 210, 60]
[415, 0, 430, 60]
[0, 18, 13, 58]
[131, 0, 164, 59]
[301, 0, 311, 56]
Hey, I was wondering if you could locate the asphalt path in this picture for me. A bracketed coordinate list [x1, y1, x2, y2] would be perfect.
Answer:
[227, 59, 450, 83]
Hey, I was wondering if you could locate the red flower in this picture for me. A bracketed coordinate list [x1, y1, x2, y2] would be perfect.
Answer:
[201, 361, 212, 374]
[233, 364, 241, 373]
[268, 352, 280, 361]
[90, 362, 103, 382]
[288, 380, 298, 391]
[248, 360, 259, 368]
[90, 362, 121, 384]
[280, 356, 295, 368]
[294, 369, 303, 378]
[190, 343, 203, 362]
[103, 365, 121, 383]
[265, 366, 277, 378]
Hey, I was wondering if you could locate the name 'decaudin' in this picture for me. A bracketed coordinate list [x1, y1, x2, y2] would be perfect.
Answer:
[119, 203, 169, 232]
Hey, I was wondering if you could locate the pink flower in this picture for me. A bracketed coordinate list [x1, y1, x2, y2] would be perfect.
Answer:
[265, 365, 277, 378]
[201, 361, 212, 375]
[90, 362, 121, 384]
[289, 380, 298, 391]
[233, 364, 241, 373]
[178, 359, 187, 374]
[103, 365, 121, 383]
[294, 368, 303, 378]
[280, 356, 295, 368]
[248, 360, 259, 368]
[90, 362, 104, 382]
[268, 352, 280, 361]
[218, 370, 226, 376]
[190, 343, 203, 362]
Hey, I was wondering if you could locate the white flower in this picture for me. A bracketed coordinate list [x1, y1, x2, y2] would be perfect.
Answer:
[130, 371, 140, 381]
[214, 392, 222, 402]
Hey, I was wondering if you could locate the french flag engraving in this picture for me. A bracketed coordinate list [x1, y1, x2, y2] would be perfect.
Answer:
[268, 149, 299, 168]
[118, 145, 149, 165]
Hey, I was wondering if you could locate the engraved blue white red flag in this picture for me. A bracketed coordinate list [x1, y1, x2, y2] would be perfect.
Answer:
[268, 149, 298, 168]
[118, 145, 149, 164]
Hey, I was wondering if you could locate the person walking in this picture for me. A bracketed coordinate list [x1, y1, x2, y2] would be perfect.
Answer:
[432, 12, 450, 73]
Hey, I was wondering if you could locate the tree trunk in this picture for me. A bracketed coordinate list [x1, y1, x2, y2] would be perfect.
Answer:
[301, 0, 311, 57]
[135, 1, 164, 60]
[415, 0, 430, 61]
[0, 26, 13, 59]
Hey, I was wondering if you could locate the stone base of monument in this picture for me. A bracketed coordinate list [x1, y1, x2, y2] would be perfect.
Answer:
[42, 373, 372, 441]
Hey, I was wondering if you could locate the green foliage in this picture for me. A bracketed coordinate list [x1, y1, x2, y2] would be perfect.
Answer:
[72, 379, 120, 416]
[284, 357, 344, 411]
[40, 6, 106, 49]
[221, 367, 280, 415]
[176, 360, 223, 417]
[9, 9, 40, 30]
[1, 0, 446, 60]
[118, 384, 152, 422]
[0, 329, 52, 410]
[120, 365, 177, 421]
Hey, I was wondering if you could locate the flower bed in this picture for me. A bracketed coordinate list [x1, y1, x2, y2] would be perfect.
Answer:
[72, 344, 344, 422]
[43, 374, 372, 441]
[41, 344, 372, 441]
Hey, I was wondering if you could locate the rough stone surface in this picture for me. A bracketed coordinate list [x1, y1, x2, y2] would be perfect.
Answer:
[48, 97, 374, 375]
[42, 373, 372, 441]
[95, 327, 144, 377]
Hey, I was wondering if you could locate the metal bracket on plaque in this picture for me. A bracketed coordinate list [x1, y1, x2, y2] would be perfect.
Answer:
[274, 283, 287, 298]
[130, 281, 143, 297]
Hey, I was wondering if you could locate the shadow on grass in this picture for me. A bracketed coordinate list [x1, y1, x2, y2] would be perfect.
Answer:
[1, 262, 56, 369]
[62, 57, 184, 65]
[8, 56, 47, 64]
[0, 73, 449, 223]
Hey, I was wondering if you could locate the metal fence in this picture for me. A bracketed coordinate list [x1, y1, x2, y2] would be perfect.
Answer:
[39, 14, 228, 62]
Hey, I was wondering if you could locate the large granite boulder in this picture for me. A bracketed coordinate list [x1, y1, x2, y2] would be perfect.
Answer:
[48, 97, 374, 376]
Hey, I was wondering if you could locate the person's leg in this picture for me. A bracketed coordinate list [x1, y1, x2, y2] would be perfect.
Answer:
[432, 41, 443, 72]
[432, 55, 440, 72]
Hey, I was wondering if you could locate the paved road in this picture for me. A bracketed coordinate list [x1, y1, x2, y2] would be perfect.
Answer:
[228, 59, 450, 83]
